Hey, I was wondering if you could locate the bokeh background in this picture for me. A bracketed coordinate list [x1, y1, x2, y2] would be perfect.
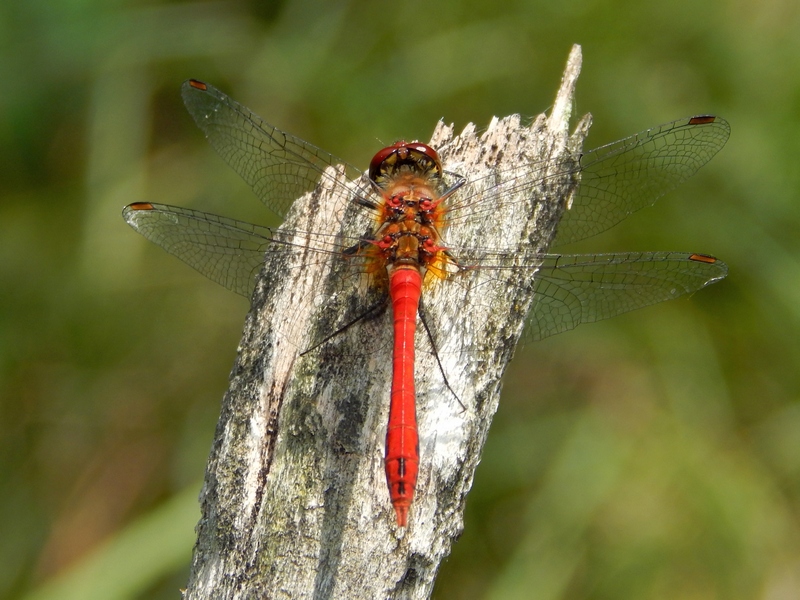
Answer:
[2, 0, 799, 598]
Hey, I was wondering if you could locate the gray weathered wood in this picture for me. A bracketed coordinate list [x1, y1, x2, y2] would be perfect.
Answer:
[184, 44, 589, 600]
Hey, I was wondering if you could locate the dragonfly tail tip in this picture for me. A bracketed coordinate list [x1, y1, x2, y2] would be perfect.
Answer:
[394, 504, 409, 527]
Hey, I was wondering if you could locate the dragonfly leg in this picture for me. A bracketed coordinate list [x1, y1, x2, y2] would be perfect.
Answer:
[418, 298, 464, 411]
[300, 299, 388, 356]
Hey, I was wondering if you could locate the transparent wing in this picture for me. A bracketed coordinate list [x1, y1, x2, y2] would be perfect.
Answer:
[123, 201, 401, 355]
[181, 80, 367, 219]
[554, 115, 730, 246]
[123, 202, 367, 299]
[526, 251, 727, 341]
[123, 202, 270, 296]
[443, 115, 730, 247]
[182, 80, 729, 249]
[123, 203, 727, 353]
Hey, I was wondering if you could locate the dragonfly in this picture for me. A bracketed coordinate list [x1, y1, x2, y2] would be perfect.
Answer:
[123, 80, 729, 527]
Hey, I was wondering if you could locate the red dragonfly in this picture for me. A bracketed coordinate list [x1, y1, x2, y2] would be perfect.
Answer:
[124, 80, 729, 527]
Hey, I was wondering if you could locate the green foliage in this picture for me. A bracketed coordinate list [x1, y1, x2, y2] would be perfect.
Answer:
[2, 0, 799, 598]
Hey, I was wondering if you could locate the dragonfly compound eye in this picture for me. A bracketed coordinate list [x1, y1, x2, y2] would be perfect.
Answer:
[369, 141, 443, 185]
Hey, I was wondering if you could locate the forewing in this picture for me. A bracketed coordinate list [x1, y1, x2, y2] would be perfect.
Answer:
[554, 116, 730, 246]
[444, 116, 729, 248]
[181, 80, 367, 219]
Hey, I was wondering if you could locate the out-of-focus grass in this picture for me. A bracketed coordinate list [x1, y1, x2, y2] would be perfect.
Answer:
[2, 0, 800, 598]
[20, 484, 199, 600]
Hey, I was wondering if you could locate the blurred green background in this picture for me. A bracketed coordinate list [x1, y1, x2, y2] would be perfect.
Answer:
[2, 0, 799, 598]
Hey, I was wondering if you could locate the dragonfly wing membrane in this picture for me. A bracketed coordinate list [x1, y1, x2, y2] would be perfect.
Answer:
[554, 116, 730, 246]
[123, 202, 271, 297]
[181, 80, 366, 219]
[526, 251, 728, 341]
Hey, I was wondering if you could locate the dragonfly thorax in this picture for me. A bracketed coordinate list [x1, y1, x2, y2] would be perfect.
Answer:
[375, 220, 442, 267]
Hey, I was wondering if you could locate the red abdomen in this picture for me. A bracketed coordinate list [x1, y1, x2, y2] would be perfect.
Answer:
[384, 267, 422, 527]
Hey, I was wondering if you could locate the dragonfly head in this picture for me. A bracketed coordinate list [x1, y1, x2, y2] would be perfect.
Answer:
[369, 141, 443, 188]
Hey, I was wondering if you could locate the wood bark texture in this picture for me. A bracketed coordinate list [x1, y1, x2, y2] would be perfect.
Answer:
[184, 44, 589, 600]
